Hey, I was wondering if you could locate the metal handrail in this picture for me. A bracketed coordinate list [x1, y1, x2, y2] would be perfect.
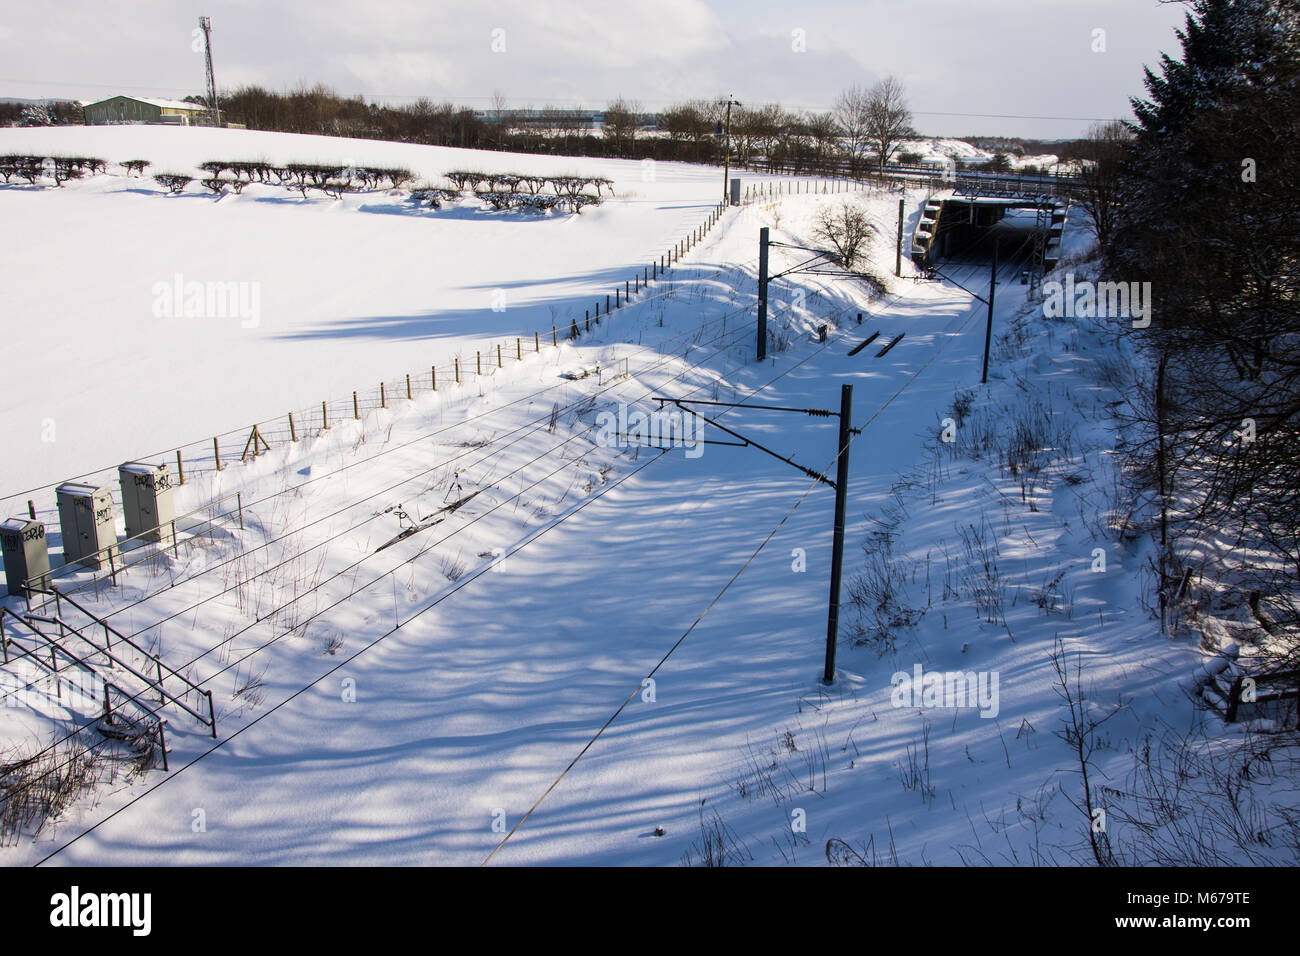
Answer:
[35, 586, 209, 704]
[0, 609, 170, 772]
[1, 609, 160, 726]
[18, 602, 216, 736]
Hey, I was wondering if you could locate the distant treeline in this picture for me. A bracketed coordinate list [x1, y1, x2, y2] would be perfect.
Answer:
[4, 84, 1085, 175]
[215, 85, 1085, 175]
[216, 85, 833, 168]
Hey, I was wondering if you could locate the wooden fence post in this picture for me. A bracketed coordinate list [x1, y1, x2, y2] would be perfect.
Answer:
[322, 400, 328, 429]
[406, 373, 412, 400]
[213, 437, 221, 472]
[176, 450, 185, 485]
[432, 366, 437, 391]
[455, 357, 460, 384]
[288, 412, 297, 442]
[353, 391, 359, 419]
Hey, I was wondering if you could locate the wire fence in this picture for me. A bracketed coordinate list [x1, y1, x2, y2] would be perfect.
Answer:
[2, 172, 895, 520]
[2, 229, 889, 850]
[0, 169, 893, 848]
[2, 195, 760, 514]
[0, 301, 764, 842]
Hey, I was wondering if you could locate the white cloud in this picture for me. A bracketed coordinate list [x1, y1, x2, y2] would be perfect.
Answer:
[0, 0, 1189, 136]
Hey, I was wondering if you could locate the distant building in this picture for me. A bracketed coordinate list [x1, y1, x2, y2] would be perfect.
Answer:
[473, 107, 602, 132]
[81, 95, 209, 126]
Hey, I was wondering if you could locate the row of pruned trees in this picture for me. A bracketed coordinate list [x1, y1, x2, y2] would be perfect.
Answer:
[0, 154, 107, 185]
[188, 160, 415, 197]
[440, 170, 612, 213]
[0, 149, 610, 213]
[443, 170, 612, 196]
[139, 160, 608, 213]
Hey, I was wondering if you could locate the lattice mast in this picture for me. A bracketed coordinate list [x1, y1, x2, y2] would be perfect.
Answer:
[1030, 203, 1050, 295]
[199, 16, 220, 126]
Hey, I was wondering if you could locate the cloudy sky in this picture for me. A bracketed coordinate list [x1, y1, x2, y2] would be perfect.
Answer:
[0, 0, 1191, 138]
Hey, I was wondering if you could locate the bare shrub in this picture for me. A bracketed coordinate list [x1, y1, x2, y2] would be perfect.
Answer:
[153, 173, 193, 194]
[680, 804, 752, 867]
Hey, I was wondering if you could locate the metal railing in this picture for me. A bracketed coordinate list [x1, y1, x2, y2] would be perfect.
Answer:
[0, 607, 170, 770]
[21, 587, 216, 737]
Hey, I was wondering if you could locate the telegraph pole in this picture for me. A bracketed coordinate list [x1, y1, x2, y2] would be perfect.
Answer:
[981, 241, 998, 384]
[823, 383, 853, 684]
[199, 16, 220, 127]
[757, 226, 769, 361]
[722, 96, 740, 202]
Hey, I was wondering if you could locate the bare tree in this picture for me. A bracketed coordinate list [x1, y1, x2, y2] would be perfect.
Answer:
[490, 89, 507, 124]
[603, 97, 640, 156]
[805, 110, 841, 168]
[813, 200, 875, 271]
[1076, 120, 1131, 249]
[833, 84, 871, 175]
[865, 76, 912, 173]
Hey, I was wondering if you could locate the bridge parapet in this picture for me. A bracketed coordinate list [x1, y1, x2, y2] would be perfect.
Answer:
[953, 173, 1072, 202]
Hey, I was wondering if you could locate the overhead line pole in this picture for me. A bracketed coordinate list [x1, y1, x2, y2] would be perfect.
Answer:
[981, 240, 998, 384]
[653, 389, 857, 685]
[824, 384, 853, 684]
[896, 199, 905, 277]
[757, 226, 769, 362]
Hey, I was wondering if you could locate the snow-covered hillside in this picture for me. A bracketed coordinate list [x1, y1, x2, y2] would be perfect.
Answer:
[900, 137, 1064, 173]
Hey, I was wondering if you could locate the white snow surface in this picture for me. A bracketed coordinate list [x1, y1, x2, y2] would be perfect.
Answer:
[0, 125, 793, 500]
[1, 130, 1283, 867]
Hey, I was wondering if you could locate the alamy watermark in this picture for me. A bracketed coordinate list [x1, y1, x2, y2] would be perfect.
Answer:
[151, 273, 261, 328]
[595, 404, 705, 458]
[2, 670, 101, 712]
[1042, 273, 1152, 328]
[50, 886, 151, 936]
[890, 663, 1000, 718]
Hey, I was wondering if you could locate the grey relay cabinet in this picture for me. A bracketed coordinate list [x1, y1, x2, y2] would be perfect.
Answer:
[1, 517, 50, 596]
[55, 483, 118, 570]
[119, 461, 175, 544]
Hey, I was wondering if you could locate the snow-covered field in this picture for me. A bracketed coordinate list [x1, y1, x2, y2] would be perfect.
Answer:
[0, 125, 801, 501]
[2, 129, 1288, 867]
